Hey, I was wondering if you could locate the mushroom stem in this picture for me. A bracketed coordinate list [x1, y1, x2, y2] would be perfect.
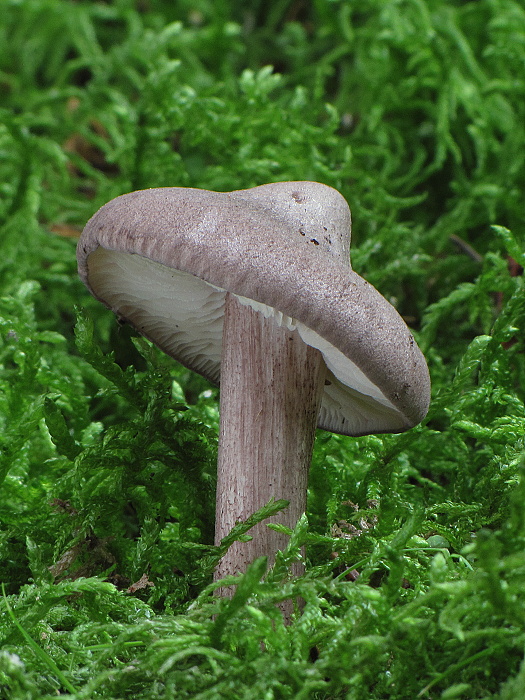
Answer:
[215, 293, 326, 586]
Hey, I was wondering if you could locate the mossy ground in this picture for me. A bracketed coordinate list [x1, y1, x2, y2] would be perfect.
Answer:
[1, 1, 524, 698]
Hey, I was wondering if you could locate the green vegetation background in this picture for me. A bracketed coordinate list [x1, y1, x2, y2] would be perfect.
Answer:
[1, 0, 524, 697]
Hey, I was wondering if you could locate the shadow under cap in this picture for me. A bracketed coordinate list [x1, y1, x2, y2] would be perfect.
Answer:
[77, 181, 430, 436]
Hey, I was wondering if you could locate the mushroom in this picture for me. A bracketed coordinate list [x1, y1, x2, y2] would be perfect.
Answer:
[77, 181, 430, 588]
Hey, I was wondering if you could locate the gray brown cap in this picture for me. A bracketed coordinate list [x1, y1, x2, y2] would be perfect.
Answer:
[77, 181, 430, 436]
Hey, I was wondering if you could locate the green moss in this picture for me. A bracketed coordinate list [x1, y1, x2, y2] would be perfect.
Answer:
[1, 0, 524, 697]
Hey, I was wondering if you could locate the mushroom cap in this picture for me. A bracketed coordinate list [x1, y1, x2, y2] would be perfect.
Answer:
[77, 181, 430, 436]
